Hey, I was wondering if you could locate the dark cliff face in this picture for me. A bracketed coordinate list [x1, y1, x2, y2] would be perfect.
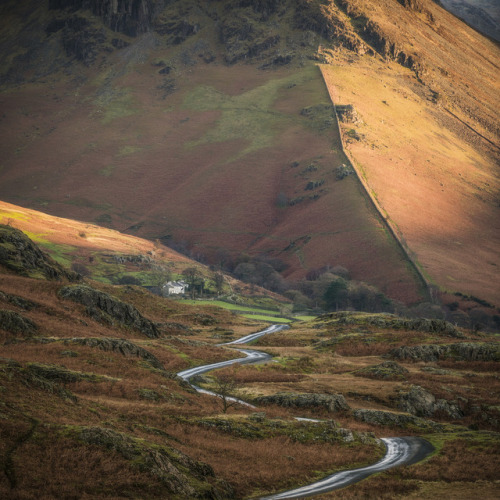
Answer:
[49, 0, 155, 36]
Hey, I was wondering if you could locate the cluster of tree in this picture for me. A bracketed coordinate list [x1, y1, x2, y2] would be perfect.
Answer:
[213, 255, 394, 314]
[232, 257, 288, 294]
[394, 300, 500, 333]
[282, 266, 393, 314]
[108, 243, 498, 330]
[181, 267, 225, 299]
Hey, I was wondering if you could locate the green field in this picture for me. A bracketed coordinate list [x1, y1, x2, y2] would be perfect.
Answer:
[182, 299, 308, 323]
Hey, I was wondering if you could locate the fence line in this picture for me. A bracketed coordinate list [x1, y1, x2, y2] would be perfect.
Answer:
[320, 67, 432, 302]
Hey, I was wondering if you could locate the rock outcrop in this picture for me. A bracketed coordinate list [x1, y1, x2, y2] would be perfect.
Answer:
[1, 358, 77, 401]
[67, 337, 165, 370]
[0, 291, 38, 311]
[0, 309, 38, 337]
[73, 426, 233, 498]
[390, 342, 500, 362]
[58, 284, 160, 338]
[256, 392, 350, 412]
[398, 385, 463, 420]
[0, 225, 78, 281]
[353, 408, 444, 431]
[294, 0, 368, 54]
[319, 312, 464, 337]
[197, 415, 378, 445]
[335, 104, 361, 124]
[26, 362, 114, 384]
[49, 0, 155, 37]
[355, 360, 409, 380]
[59, 15, 107, 66]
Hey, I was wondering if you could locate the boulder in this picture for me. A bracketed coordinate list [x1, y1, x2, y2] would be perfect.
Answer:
[398, 385, 463, 420]
[335, 105, 360, 124]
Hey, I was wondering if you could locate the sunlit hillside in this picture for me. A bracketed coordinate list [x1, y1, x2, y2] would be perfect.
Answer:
[0, 0, 498, 307]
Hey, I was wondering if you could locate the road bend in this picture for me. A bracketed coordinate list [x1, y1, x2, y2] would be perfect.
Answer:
[176, 325, 434, 499]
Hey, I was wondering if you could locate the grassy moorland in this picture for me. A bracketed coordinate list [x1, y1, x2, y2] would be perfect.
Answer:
[0, 226, 499, 499]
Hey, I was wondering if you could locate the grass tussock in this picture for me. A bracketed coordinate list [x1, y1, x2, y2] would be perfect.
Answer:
[216, 365, 307, 384]
[0, 430, 171, 500]
[166, 422, 378, 498]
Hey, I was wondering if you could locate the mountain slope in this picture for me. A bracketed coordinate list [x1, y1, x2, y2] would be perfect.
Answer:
[0, 0, 498, 306]
[0, 199, 289, 301]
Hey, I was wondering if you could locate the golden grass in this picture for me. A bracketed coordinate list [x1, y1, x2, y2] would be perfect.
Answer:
[321, 57, 500, 305]
[1, 262, 499, 498]
[166, 422, 378, 498]
[0, 430, 170, 500]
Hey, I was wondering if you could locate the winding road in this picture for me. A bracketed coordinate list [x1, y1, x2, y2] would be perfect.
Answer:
[176, 324, 434, 499]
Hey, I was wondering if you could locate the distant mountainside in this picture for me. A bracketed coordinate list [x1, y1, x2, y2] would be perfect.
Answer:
[439, 0, 500, 41]
[0, 0, 498, 306]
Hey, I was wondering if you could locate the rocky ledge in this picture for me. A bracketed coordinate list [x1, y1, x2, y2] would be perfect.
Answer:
[0, 225, 78, 281]
[255, 392, 350, 412]
[390, 342, 500, 362]
[58, 284, 160, 338]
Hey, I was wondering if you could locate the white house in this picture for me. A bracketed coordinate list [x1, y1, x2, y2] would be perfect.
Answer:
[162, 280, 188, 296]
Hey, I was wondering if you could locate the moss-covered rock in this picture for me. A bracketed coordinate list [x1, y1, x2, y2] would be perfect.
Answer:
[71, 426, 233, 498]
[0, 224, 78, 281]
[0, 309, 38, 336]
[0, 290, 38, 310]
[398, 385, 464, 420]
[354, 360, 409, 380]
[194, 415, 378, 445]
[137, 388, 163, 401]
[66, 337, 165, 370]
[390, 342, 500, 362]
[255, 392, 350, 412]
[318, 312, 464, 337]
[58, 284, 160, 338]
[353, 408, 445, 431]
[25, 362, 117, 384]
[0, 358, 77, 401]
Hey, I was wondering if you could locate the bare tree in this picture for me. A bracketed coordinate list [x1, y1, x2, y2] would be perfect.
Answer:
[213, 375, 243, 414]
